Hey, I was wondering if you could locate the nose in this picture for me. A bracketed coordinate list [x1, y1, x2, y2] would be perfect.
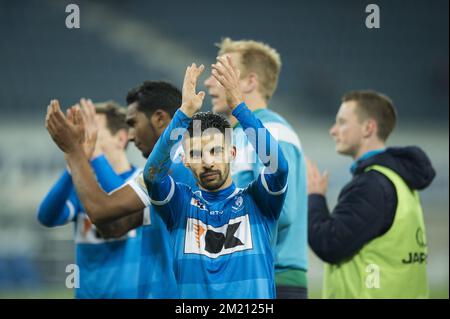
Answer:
[202, 152, 215, 168]
[204, 75, 214, 88]
[329, 124, 337, 137]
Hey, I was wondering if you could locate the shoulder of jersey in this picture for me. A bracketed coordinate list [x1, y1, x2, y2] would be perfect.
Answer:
[258, 109, 302, 151]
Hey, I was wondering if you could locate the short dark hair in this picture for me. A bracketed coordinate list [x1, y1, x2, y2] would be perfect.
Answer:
[186, 112, 231, 138]
[126, 81, 181, 119]
[342, 90, 397, 141]
[95, 101, 128, 134]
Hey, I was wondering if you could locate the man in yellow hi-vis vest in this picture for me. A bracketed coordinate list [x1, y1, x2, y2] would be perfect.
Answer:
[307, 90, 435, 298]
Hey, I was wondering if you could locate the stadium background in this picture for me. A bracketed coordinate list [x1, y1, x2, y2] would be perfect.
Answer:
[0, 0, 448, 298]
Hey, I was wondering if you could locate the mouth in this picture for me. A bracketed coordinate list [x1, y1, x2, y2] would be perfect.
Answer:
[200, 171, 220, 181]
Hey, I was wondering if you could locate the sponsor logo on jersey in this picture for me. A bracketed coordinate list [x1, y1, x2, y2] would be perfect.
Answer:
[184, 215, 253, 258]
[190, 197, 207, 210]
[401, 252, 427, 264]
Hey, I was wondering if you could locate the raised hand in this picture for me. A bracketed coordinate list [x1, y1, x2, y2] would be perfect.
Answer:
[180, 63, 206, 117]
[45, 99, 85, 155]
[211, 55, 244, 110]
[79, 98, 99, 159]
[306, 158, 329, 195]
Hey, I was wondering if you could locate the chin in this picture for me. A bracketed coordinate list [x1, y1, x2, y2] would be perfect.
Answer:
[336, 146, 353, 157]
[212, 104, 229, 115]
[336, 148, 347, 155]
[202, 184, 219, 191]
[200, 179, 226, 191]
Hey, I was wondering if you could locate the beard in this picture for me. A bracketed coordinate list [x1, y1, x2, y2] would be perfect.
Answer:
[198, 166, 230, 191]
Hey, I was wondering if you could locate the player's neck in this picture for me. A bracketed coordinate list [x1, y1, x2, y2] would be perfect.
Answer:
[229, 94, 267, 127]
[353, 140, 386, 161]
[105, 151, 131, 174]
[200, 179, 236, 202]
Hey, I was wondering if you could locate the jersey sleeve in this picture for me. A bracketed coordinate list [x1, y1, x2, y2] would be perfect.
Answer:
[36, 170, 79, 227]
[232, 103, 289, 220]
[246, 168, 288, 220]
[126, 169, 189, 229]
[90, 155, 130, 193]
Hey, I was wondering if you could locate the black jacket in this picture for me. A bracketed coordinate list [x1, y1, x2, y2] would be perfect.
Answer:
[308, 146, 436, 264]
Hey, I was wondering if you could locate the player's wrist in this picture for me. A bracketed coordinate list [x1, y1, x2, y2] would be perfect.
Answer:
[308, 188, 326, 196]
[65, 145, 86, 159]
[90, 148, 103, 160]
[179, 104, 195, 118]
[226, 89, 243, 108]
[231, 102, 247, 117]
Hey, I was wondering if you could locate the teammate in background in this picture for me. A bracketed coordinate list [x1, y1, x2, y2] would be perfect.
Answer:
[307, 90, 435, 298]
[125, 81, 197, 297]
[204, 38, 308, 298]
[140, 57, 288, 298]
[38, 100, 141, 298]
[44, 82, 196, 298]
[125, 81, 197, 187]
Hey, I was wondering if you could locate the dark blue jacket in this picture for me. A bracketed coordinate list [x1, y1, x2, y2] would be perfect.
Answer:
[308, 146, 436, 264]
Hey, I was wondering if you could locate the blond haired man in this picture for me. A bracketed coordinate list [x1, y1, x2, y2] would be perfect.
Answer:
[205, 38, 308, 298]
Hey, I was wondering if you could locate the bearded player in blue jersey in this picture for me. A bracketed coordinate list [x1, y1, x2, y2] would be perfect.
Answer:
[139, 56, 289, 298]
[44, 83, 196, 299]
[39, 100, 142, 298]
[205, 38, 308, 299]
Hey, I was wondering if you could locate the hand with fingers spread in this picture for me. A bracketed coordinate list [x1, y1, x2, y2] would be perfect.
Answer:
[211, 55, 244, 111]
[306, 158, 329, 195]
[45, 99, 85, 155]
[180, 63, 206, 117]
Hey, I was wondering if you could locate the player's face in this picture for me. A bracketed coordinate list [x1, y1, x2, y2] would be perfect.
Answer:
[329, 101, 365, 158]
[95, 114, 127, 154]
[126, 102, 158, 158]
[205, 52, 243, 115]
[183, 132, 236, 191]
[204, 72, 228, 114]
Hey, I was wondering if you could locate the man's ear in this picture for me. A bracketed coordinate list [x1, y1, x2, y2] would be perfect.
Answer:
[181, 153, 190, 168]
[115, 129, 129, 150]
[150, 109, 171, 134]
[241, 72, 258, 94]
[230, 145, 237, 161]
[363, 118, 378, 138]
[181, 142, 192, 168]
